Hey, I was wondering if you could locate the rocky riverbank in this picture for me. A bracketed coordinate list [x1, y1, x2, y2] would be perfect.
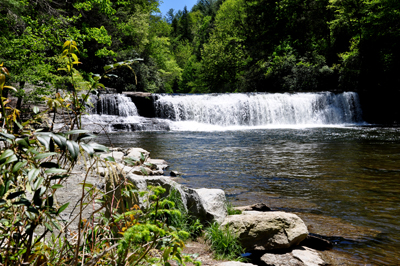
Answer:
[59, 145, 374, 265]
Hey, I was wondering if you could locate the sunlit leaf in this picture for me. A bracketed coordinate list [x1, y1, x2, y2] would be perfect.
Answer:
[0, 149, 14, 161]
[34, 152, 57, 160]
[33, 106, 39, 114]
[13, 161, 27, 173]
[45, 168, 67, 174]
[57, 202, 69, 215]
[0, 132, 15, 139]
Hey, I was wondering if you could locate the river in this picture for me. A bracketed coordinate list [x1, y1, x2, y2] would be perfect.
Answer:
[96, 126, 400, 265]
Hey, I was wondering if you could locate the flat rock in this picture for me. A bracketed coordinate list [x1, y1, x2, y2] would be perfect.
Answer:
[220, 211, 308, 251]
[147, 158, 169, 170]
[260, 247, 327, 266]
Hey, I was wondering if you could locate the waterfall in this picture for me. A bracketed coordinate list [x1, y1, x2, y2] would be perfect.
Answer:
[154, 92, 363, 126]
[89, 94, 138, 116]
[80, 94, 169, 133]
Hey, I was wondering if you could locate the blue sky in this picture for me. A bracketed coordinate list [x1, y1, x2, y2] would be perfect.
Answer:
[158, 0, 198, 16]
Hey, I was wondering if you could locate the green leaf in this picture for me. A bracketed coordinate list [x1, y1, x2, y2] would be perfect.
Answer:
[51, 220, 61, 230]
[104, 156, 115, 162]
[79, 183, 93, 188]
[66, 140, 79, 160]
[46, 195, 54, 208]
[0, 132, 15, 140]
[57, 202, 69, 215]
[40, 162, 59, 168]
[6, 191, 24, 200]
[14, 120, 22, 129]
[51, 184, 63, 189]
[13, 198, 31, 207]
[45, 168, 67, 174]
[65, 129, 89, 135]
[28, 168, 40, 183]
[34, 152, 57, 160]
[50, 174, 69, 180]
[13, 161, 27, 173]
[27, 206, 39, 214]
[0, 149, 14, 161]
[33, 176, 44, 191]
[52, 134, 67, 150]
[4, 155, 18, 165]
[44, 222, 53, 232]
[17, 138, 30, 148]
[89, 143, 109, 152]
[37, 135, 51, 150]
[33, 106, 40, 114]
[33, 190, 42, 206]
[77, 133, 96, 141]
[80, 143, 94, 156]
[103, 65, 113, 71]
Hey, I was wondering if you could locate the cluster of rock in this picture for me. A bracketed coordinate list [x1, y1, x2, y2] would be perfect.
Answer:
[99, 147, 331, 266]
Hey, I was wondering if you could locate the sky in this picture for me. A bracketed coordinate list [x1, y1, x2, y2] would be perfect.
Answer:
[158, 0, 198, 16]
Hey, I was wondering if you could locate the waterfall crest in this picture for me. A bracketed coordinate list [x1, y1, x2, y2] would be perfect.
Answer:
[89, 94, 138, 116]
[154, 92, 363, 126]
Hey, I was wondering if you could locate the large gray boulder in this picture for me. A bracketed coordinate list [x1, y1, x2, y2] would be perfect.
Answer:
[220, 211, 308, 251]
[260, 246, 327, 266]
[126, 174, 187, 209]
[185, 188, 228, 224]
[125, 176, 228, 223]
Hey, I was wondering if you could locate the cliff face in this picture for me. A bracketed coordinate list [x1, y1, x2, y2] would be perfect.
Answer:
[123, 92, 157, 118]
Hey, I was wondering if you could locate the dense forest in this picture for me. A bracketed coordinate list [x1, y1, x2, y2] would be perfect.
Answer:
[1, 0, 400, 100]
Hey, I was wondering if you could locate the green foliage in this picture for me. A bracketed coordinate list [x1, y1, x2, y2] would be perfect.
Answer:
[164, 189, 204, 240]
[226, 201, 242, 215]
[205, 222, 245, 261]
[0, 43, 197, 265]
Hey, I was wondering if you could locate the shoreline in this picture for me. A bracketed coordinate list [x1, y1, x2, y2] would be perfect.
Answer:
[58, 145, 373, 265]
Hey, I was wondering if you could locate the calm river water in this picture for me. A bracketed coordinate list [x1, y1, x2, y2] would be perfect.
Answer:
[97, 126, 400, 265]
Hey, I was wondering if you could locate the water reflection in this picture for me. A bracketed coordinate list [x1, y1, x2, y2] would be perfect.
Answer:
[96, 127, 400, 265]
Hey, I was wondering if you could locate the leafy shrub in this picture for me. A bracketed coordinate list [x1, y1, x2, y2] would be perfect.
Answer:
[0, 42, 199, 266]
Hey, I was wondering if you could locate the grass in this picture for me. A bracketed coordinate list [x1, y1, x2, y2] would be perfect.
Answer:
[204, 222, 245, 261]
[226, 201, 242, 215]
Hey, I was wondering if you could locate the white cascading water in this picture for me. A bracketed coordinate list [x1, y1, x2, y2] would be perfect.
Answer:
[89, 94, 138, 116]
[82, 94, 141, 132]
[154, 92, 364, 128]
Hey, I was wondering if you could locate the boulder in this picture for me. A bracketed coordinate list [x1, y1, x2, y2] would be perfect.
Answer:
[260, 247, 327, 266]
[126, 174, 187, 209]
[220, 211, 308, 251]
[235, 203, 272, 212]
[185, 188, 227, 224]
[124, 176, 228, 224]
[147, 159, 169, 170]
[125, 147, 150, 162]
[99, 151, 124, 163]
[170, 170, 182, 177]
